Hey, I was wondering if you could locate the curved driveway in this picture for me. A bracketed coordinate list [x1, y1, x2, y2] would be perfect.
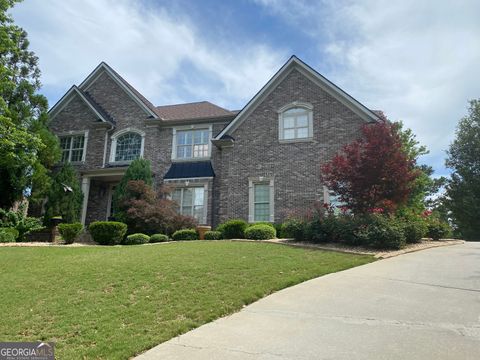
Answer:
[136, 242, 480, 359]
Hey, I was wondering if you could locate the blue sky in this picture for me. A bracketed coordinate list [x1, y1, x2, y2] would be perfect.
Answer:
[11, 0, 480, 177]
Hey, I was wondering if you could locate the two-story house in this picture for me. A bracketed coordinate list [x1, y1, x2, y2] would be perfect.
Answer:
[48, 56, 380, 227]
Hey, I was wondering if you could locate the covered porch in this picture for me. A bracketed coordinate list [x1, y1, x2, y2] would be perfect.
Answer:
[80, 168, 127, 225]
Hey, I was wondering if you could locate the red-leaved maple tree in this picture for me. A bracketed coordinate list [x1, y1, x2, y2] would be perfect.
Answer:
[321, 118, 419, 214]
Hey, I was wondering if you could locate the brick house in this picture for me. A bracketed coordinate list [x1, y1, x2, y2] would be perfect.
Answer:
[48, 56, 380, 227]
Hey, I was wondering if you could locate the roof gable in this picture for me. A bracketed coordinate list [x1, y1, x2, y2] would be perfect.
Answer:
[78, 62, 161, 119]
[215, 56, 380, 139]
[48, 85, 112, 123]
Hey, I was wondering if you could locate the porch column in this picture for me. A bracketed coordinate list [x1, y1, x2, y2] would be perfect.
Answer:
[81, 176, 91, 225]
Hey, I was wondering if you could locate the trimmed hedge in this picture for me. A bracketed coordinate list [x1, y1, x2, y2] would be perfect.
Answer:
[216, 219, 248, 239]
[281, 219, 305, 241]
[244, 224, 276, 240]
[0, 227, 18, 243]
[89, 221, 127, 245]
[427, 221, 451, 240]
[58, 223, 83, 244]
[364, 215, 406, 250]
[403, 218, 428, 243]
[172, 229, 198, 241]
[204, 230, 222, 240]
[150, 234, 169, 243]
[0, 227, 20, 242]
[124, 233, 150, 245]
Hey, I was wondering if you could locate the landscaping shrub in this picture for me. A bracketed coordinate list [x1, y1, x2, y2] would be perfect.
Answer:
[281, 218, 305, 241]
[216, 219, 248, 239]
[150, 234, 169, 243]
[0, 208, 44, 241]
[204, 230, 222, 240]
[364, 214, 406, 249]
[58, 223, 83, 244]
[89, 221, 127, 245]
[273, 223, 284, 238]
[0, 228, 18, 243]
[244, 224, 276, 240]
[0, 227, 19, 240]
[124, 233, 150, 245]
[402, 217, 428, 243]
[172, 229, 198, 241]
[427, 221, 451, 240]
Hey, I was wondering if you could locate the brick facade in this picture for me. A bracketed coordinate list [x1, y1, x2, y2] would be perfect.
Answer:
[48, 57, 377, 226]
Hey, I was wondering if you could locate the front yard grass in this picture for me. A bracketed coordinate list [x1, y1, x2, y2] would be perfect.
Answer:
[0, 241, 374, 359]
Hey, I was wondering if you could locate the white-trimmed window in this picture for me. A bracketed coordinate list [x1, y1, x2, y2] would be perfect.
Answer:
[248, 178, 274, 223]
[172, 125, 212, 160]
[278, 102, 313, 141]
[59, 131, 88, 163]
[110, 128, 145, 163]
[172, 186, 206, 223]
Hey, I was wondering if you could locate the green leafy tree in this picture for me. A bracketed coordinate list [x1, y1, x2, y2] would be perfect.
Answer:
[43, 164, 83, 224]
[113, 158, 153, 222]
[0, 0, 60, 209]
[445, 99, 480, 240]
[393, 121, 446, 214]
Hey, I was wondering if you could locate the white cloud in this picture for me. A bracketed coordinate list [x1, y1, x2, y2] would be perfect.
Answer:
[12, 0, 286, 109]
[256, 0, 480, 176]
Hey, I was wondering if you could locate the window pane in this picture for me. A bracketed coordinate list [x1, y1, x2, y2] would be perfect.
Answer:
[297, 127, 309, 138]
[182, 206, 193, 215]
[193, 144, 208, 158]
[254, 184, 269, 203]
[72, 135, 84, 149]
[183, 188, 193, 206]
[61, 150, 70, 163]
[254, 203, 270, 222]
[296, 115, 308, 127]
[284, 107, 306, 115]
[283, 117, 295, 129]
[193, 205, 204, 221]
[193, 130, 208, 145]
[172, 189, 182, 203]
[115, 133, 141, 162]
[194, 187, 204, 206]
[70, 149, 83, 162]
[60, 137, 71, 150]
[283, 129, 295, 140]
[177, 145, 192, 158]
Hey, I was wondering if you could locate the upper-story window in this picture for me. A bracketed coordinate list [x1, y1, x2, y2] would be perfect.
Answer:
[59, 132, 88, 163]
[278, 102, 313, 142]
[110, 128, 145, 163]
[173, 126, 211, 160]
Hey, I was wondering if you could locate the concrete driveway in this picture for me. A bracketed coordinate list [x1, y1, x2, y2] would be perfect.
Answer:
[136, 242, 480, 359]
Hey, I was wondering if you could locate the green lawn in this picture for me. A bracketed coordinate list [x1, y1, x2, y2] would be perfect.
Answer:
[0, 241, 374, 359]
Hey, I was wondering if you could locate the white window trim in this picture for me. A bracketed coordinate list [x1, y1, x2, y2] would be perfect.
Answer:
[171, 124, 213, 161]
[58, 130, 89, 163]
[109, 127, 145, 164]
[248, 177, 274, 223]
[170, 182, 208, 224]
[278, 101, 313, 143]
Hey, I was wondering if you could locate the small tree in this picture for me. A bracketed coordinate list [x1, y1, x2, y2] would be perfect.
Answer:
[118, 180, 196, 235]
[113, 158, 152, 222]
[43, 164, 83, 224]
[321, 119, 419, 214]
[445, 99, 480, 240]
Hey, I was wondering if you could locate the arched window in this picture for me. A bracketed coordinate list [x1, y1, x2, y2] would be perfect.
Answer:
[110, 128, 145, 163]
[278, 102, 313, 141]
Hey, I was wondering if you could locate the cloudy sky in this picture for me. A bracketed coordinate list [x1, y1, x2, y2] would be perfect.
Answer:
[11, 0, 480, 177]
